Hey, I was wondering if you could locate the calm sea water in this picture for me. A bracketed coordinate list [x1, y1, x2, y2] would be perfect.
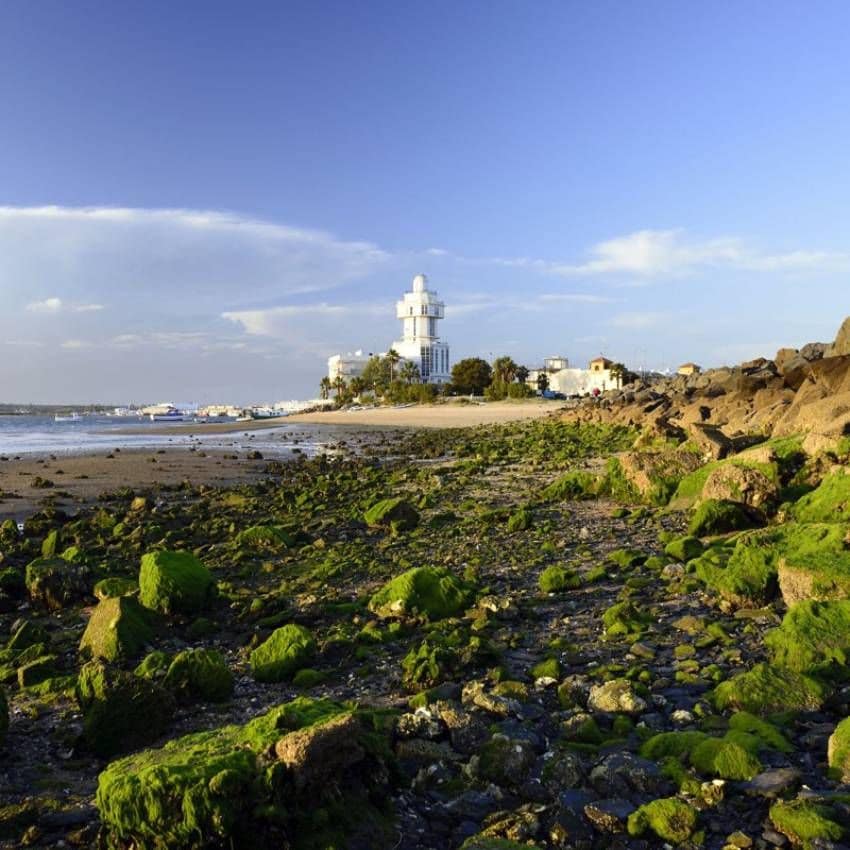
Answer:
[0, 415, 341, 458]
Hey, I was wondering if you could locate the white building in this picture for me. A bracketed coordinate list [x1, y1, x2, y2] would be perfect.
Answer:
[527, 354, 617, 396]
[390, 274, 451, 384]
[327, 350, 371, 383]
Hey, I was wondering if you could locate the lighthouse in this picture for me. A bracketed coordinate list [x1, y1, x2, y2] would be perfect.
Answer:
[391, 274, 451, 384]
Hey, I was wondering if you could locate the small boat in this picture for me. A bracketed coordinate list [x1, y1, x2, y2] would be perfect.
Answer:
[54, 412, 82, 423]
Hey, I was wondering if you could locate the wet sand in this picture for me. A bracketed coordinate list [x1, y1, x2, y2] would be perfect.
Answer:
[0, 448, 271, 521]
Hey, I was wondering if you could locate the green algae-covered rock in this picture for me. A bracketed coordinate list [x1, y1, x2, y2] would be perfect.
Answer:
[766, 599, 850, 678]
[236, 525, 295, 550]
[627, 796, 697, 843]
[95, 697, 384, 850]
[828, 717, 850, 781]
[76, 661, 174, 757]
[93, 576, 139, 600]
[0, 686, 7, 745]
[135, 650, 171, 680]
[505, 506, 532, 533]
[793, 470, 850, 523]
[17, 655, 57, 688]
[728, 711, 793, 753]
[775, 522, 850, 605]
[364, 497, 419, 533]
[769, 799, 844, 846]
[40, 528, 61, 558]
[6, 619, 47, 652]
[79, 596, 152, 662]
[689, 499, 761, 537]
[693, 529, 778, 607]
[24, 557, 90, 611]
[139, 550, 213, 615]
[664, 536, 703, 563]
[538, 565, 581, 593]
[164, 648, 233, 702]
[601, 600, 650, 639]
[713, 663, 826, 714]
[368, 566, 473, 620]
[250, 624, 316, 682]
[540, 470, 599, 501]
[688, 736, 761, 780]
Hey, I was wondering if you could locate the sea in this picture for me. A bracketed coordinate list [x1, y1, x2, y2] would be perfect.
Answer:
[0, 414, 341, 458]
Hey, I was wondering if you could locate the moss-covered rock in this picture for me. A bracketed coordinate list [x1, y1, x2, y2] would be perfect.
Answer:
[828, 717, 850, 782]
[627, 796, 697, 843]
[505, 507, 532, 533]
[6, 619, 47, 652]
[602, 600, 651, 640]
[765, 599, 850, 678]
[93, 576, 139, 600]
[363, 498, 419, 533]
[540, 470, 600, 501]
[693, 530, 778, 607]
[538, 565, 581, 593]
[135, 650, 171, 680]
[689, 499, 762, 537]
[775, 522, 850, 604]
[713, 663, 826, 714]
[236, 525, 295, 551]
[164, 648, 234, 702]
[793, 470, 850, 523]
[24, 556, 90, 611]
[368, 566, 473, 620]
[138, 550, 213, 615]
[250, 624, 316, 682]
[79, 596, 152, 662]
[76, 661, 175, 757]
[769, 799, 844, 847]
[664, 536, 703, 563]
[688, 736, 762, 780]
[17, 655, 57, 688]
[95, 697, 391, 850]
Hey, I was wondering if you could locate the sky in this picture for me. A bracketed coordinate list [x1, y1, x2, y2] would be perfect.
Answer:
[2, 1, 850, 403]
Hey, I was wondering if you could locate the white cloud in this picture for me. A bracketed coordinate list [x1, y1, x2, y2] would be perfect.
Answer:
[26, 297, 63, 313]
[60, 339, 93, 349]
[222, 302, 388, 337]
[72, 303, 105, 312]
[552, 229, 850, 278]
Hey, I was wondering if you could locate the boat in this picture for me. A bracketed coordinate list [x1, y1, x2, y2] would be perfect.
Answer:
[149, 407, 189, 422]
[54, 412, 82, 423]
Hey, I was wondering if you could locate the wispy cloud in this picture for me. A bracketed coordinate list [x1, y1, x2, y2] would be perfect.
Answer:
[61, 339, 93, 349]
[26, 297, 63, 313]
[72, 303, 105, 312]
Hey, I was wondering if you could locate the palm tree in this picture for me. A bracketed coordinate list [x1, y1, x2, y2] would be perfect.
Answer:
[319, 377, 331, 400]
[333, 376, 346, 398]
[515, 365, 530, 385]
[536, 372, 549, 393]
[386, 348, 401, 383]
[399, 361, 421, 384]
[349, 376, 367, 398]
[492, 356, 518, 384]
[609, 362, 626, 389]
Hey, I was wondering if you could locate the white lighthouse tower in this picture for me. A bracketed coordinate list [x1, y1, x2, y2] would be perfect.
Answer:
[391, 274, 451, 384]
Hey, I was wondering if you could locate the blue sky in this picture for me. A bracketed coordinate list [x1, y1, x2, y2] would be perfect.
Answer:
[1, 1, 849, 403]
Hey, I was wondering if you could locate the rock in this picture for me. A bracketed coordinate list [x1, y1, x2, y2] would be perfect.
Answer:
[436, 701, 490, 754]
[584, 798, 634, 833]
[275, 713, 365, 791]
[138, 550, 213, 615]
[236, 525, 295, 551]
[369, 566, 473, 620]
[6, 619, 47, 652]
[0, 686, 7, 745]
[745, 767, 802, 798]
[163, 648, 234, 702]
[714, 663, 825, 714]
[765, 600, 850, 678]
[462, 681, 521, 717]
[769, 799, 843, 846]
[827, 316, 850, 357]
[249, 624, 316, 682]
[93, 577, 139, 600]
[701, 463, 779, 509]
[587, 679, 647, 715]
[76, 661, 174, 757]
[542, 750, 584, 793]
[828, 716, 850, 781]
[627, 797, 698, 843]
[24, 557, 90, 611]
[363, 497, 419, 532]
[689, 423, 734, 460]
[689, 499, 763, 537]
[776, 523, 850, 605]
[664, 536, 703, 562]
[17, 655, 57, 687]
[615, 449, 703, 503]
[79, 596, 152, 662]
[471, 733, 536, 786]
[589, 752, 668, 796]
[396, 738, 462, 763]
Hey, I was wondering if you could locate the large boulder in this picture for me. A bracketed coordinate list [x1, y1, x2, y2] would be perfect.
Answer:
[79, 596, 153, 662]
[827, 316, 850, 358]
[615, 450, 703, 505]
[792, 471, 850, 523]
[95, 698, 392, 850]
[775, 523, 850, 605]
[701, 463, 778, 509]
[587, 679, 647, 715]
[688, 423, 733, 460]
[139, 550, 213, 615]
[828, 717, 850, 781]
[368, 566, 473, 620]
[250, 624, 316, 682]
[25, 557, 90, 611]
[688, 499, 763, 537]
[76, 661, 175, 757]
[766, 600, 850, 678]
[713, 663, 825, 714]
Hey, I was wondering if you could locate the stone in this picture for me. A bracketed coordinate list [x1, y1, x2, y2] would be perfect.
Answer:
[827, 316, 850, 357]
[701, 464, 779, 509]
[368, 566, 473, 620]
[587, 679, 647, 715]
[163, 648, 234, 702]
[363, 497, 419, 532]
[584, 798, 634, 833]
[24, 557, 90, 611]
[689, 423, 734, 460]
[79, 596, 152, 662]
[249, 624, 316, 682]
[138, 550, 213, 615]
[745, 768, 802, 798]
[274, 712, 365, 791]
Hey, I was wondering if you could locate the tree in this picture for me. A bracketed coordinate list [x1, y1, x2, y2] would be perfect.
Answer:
[333, 376, 346, 397]
[515, 365, 530, 385]
[319, 376, 331, 400]
[451, 358, 492, 395]
[609, 362, 626, 389]
[492, 356, 518, 384]
[399, 361, 421, 384]
[349, 376, 367, 397]
[536, 372, 549, 393]
[361, 355, 391, 391]
[386, 348, 401, 383]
